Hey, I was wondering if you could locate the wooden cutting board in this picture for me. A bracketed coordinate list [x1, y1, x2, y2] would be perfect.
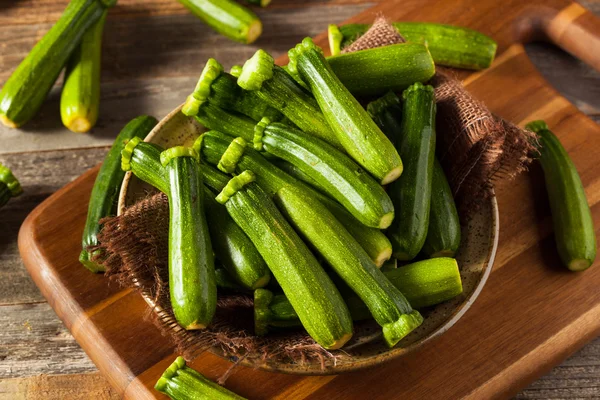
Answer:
[18, 0, 600, 398]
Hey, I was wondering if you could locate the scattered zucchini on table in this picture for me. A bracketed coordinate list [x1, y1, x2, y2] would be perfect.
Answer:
[156, 356, 247, 400]
[0, 163, 23, 208]
[0, 0, 116, 128]
[328, 22, 497, 70]
[60, 10, 107, 133]
[80, 115, 158, 273]
[526, 120, 597, 271]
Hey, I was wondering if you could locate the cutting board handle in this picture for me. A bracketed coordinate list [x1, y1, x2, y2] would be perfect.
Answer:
[541, 2, 600, 72]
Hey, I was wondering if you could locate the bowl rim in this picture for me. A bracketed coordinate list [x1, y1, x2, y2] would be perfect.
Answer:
[117, 104, 499, 375]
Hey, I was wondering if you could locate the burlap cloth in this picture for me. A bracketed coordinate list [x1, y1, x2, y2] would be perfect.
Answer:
[95, 17, 536, 374]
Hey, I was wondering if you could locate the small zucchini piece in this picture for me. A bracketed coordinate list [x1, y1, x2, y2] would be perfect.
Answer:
[526, 120, 597, 271]
[243, 0, 271, 7]
[217, 172, 353, 349]
[287, 38, 402, 184]
[255, 257, 462, 334]
[0, 0, 116, 128]
[326, 43, 435, 97]
[155, 356, 246, 400]
[258, 120, 395, 229]
[0, 163, 23, 208]
[197, 131, 393, 266]
[237, 50, 341, 149]
[177, 0, 262, 44]
[80, 115, 158, 273]
[275, 185, 422, 347]
[386, 83, 436, 260]
[161, 147, 216, 329]
[122, 139, 269, 289]
[368, 92, 460, 257]
[182, 58, 282, 122]
[60, 10, 107, 133]
[329, 22, 497, 70]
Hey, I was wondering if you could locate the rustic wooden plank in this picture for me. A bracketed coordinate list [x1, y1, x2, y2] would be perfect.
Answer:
[0, 4, 371, 154]
[0, 373, 119, 400]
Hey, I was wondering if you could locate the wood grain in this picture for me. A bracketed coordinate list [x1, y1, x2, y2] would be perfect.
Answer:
[0, 373, 119, 400]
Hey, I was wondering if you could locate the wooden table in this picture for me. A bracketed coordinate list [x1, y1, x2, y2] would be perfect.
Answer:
[0, 0, 599, 398]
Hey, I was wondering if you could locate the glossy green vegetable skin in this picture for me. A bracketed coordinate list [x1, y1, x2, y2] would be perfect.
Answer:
[326, 43, 435, 97]
[123, 141, 269, 289]
[164, 152, 216, 329]
[80, 116, 157, 273]
[331, 22, 497, 70]
[0, 0, 116, 128]
[526, 120, 597, 271]
[287, 38, 402, 185]
[261, 122, 394, 229]
[237, 50, 340, 148]
[155, 356, 247, 400]
[60, 10, 106, 133]
[422, 159, 461, 258]
[177, 0, 262, 44]
[195, 102, 256, 142]
[0, 163, 23, 208]
[368, 92, 460, 258]
[255, 257, 462, 333]
[275, 186, 422, 347]
[198, 131, 393, 266]
[221, 181, 353, 349]
[387, 83, 436, 260]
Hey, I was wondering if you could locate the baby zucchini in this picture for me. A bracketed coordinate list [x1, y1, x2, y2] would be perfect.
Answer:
[161, 146, 216, 329]
[526, 120, 597, 271]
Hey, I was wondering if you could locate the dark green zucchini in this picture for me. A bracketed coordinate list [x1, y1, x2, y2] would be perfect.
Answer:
[155, 356, 246, 400]
[177, 0, 262, 44]
[326, 43, 435, 97]
[121, 139, 270, 289]
[80, 115, 157, 273]
[275, 185, 422, 347]
[386, 83, 436, 260]
[368, 91, 460, 258]
[255, 257, 462, 334]
[195, 102, 256, 142]
[217, 172, 353, 349]
[0, 0, 116, 128]
[526, 120, 597, 271]
[329, 22, 497, 70]
[161, 146, 216, 329]
[287, 38, 402, 184]
[0, 163, 23, 208]
[196, 131, 393, 266]
[60, 10, 107, 133]
[237, 49, 341, 148]
[258, 120, 394, 229]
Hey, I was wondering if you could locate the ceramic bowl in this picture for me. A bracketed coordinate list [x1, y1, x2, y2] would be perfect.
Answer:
[118, 104, 498, 374]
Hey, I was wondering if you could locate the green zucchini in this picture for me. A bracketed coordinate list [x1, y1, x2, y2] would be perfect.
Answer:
[216, 172, 353, 349]
[196, 131, 393, 266]
[257, 121, 394, 229]
[161, 146, 216, 329]
[275, 185, 422, 347]
[0, 163, 23, 208]
[177, 0, 262, 44]
[80, 115, 157, 273]
[155, 356, 246, 400]
[368, 92, 460, 258]
[386, 83, 436, 260]
[60, 10, 107, 133]
[0, 0, 116, 128]
[244, 0, 271, 6]
[255, 257, 462, 334]
[526, 120, 597, 271]
[237, 50, 341, 148]
[195, 102, 256, 142]
[287, 38, 402, 184]
[215, 267, 246, 291]
[325, 43, 435, 97]
[271, 158, 328, 195]
[329, 22, 497, 70]
[182, 58, 282, 122]
[122, 139, 269, 289]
